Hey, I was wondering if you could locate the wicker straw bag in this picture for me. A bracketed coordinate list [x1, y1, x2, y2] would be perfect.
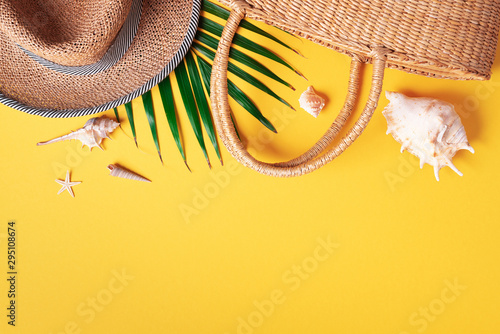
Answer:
[210, 0, 500, 177]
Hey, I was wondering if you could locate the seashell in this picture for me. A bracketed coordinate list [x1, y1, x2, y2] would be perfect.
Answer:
[382, 91, 474, 181]
[37, 116, 120, 151]
[107, 164, 151, 183]
[299, 86, 325, 117]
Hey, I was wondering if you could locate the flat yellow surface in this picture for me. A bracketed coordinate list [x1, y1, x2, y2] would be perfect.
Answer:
[1, 9, 500, 334]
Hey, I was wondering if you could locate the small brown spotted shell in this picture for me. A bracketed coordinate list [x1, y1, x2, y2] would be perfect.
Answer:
[299, 86, 325, 118]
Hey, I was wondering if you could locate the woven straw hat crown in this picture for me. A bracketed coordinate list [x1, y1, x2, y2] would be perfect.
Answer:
[0, 0, 134, 67]
[0, 0, 201, 117]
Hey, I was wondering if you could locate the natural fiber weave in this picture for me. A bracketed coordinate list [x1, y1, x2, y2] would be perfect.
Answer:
[210, 0, 500, 177]
[220, 0, 500, 80]
[0, 0, 133, 66]
[0, 0, 199, 114]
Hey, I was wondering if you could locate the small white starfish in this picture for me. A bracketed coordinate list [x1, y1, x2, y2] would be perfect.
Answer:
[55, 170, 81, 197]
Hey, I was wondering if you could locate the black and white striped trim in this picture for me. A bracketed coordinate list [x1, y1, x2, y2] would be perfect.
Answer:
[20, 0, 143, 76]
[0, 0, 201, 118]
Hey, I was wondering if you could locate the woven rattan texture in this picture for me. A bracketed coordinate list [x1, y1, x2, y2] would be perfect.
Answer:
[221, 0, 500, 80]
[0, 0, 193, 110]
[210, 9, 388, 177]
[0, 0, 133, 66]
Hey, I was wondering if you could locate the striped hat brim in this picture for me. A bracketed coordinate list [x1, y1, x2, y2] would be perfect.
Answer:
[0, 0, 201, 118]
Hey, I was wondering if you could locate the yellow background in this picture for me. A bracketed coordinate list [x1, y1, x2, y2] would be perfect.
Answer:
[1, 5, 499, 334]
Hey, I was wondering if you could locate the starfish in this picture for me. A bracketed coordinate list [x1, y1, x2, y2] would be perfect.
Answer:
[55, 170, 81, 197]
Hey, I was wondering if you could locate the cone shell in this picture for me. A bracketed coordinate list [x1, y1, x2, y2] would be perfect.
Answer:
[382, 91, 474, 181]
[299, 86, 325, 118]
[107, 164, 151, 183]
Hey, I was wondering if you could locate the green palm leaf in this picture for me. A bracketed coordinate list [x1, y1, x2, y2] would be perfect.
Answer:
[198, 17, 304, 78]
[230, 113, 242, 141]
[227, 80, 277, 133]
[113, 107, 124, 130]
[185, 51, 223, 165]
[124, 102, 137, 147]
[194, 52, 243, 142]
[201, 0, 302, 56]
[113, 107, 120, 123]
[158, 77, 191, 172]
[193, 36, 293, 89]
[196, 55, 276, 133]
[142, 90, 163, 163]
[174, 59, 212, 168]
[192, 43, 294, 109]
[120, 0, 300, 169]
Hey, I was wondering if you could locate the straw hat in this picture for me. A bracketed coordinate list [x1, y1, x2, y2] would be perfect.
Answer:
[0, 0, 201, 117]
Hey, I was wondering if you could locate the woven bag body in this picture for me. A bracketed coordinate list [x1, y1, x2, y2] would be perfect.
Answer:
[210, 0, 500, 177]
[222, 0, 500, 80]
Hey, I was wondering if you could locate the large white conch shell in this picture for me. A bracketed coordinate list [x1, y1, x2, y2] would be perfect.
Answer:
[37, 116, 119, 150]
[299, 86, 325, 117]
[107, 164, 151, 183]
[382, 92, 474, 181]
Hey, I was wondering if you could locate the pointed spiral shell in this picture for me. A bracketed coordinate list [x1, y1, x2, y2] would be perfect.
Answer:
[107, 164, 151, 183]
[37, 116, 120, 150]
[382, 91, 474, 181]
[299, 86, 325, 118]
[84, 117, 120, 139]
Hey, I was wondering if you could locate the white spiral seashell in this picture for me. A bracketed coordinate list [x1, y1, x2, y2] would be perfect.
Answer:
[37, 116, 120, 150]
[107, 164, 151, 183]
[382, 91, 474, 181]
[299, 86, 325, 118]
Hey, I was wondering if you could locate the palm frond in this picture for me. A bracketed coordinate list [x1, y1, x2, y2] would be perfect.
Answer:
[113, 107, 120, 123]
[202, 0, 302, 56]
[142, 90, 163, 163]
[195, 53, 243, 142]
[196, 55, 276, 133]
[194, 34, 295, 89]
[198, 16, 304, 77]
[158, 77, 191, 171]
[174, 59, 212, 169]
[121, 0, 302, 169]
[192, 43, 294, 109]
[124, 102, 137, 147]
[185, 51, 223, 165]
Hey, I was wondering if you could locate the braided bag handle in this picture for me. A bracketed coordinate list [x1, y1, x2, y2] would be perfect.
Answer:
[210, 6, 390, 177]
